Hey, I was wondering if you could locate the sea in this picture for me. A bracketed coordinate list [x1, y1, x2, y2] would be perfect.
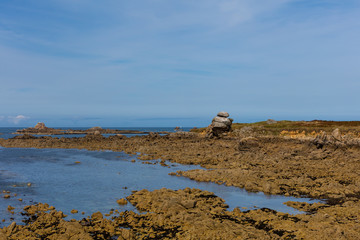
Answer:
[0, 127, 318, 226]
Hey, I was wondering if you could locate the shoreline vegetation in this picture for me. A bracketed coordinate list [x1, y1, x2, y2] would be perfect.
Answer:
[1, 119, 360, 239]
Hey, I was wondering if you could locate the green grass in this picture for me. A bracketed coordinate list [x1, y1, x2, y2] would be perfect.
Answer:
[191, 120, 360, 136]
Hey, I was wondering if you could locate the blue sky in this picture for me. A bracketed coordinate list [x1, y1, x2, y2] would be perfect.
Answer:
[0, 0, 359, 127]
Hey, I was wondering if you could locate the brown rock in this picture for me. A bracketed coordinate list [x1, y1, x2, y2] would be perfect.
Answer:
[116, 198, 128, 205]
[91, 212, 103, 221]
[7, 205, 15, 211]
[71, 209, 78, 214]
[237, 137, 260, 151]
[34, 122, 47, 130]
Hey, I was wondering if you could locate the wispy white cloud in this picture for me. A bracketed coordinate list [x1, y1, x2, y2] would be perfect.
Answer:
[8, 115, 29, 124]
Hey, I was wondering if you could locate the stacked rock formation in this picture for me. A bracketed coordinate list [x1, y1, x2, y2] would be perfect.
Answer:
[206, 112, 233, 138]
[34, 122, 47, 130]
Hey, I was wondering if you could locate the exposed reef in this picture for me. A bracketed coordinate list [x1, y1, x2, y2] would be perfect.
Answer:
[14, 122, 151, 135]
[2, 119, 360, 238]
[2, 127, 360, 200]
[1, 188, 359, 239]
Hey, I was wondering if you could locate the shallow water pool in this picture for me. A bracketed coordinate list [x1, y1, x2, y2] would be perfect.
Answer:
[0, 147, 318, 226]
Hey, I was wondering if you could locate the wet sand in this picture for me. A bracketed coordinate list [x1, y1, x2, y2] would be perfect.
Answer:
[1, 129, 360, 239]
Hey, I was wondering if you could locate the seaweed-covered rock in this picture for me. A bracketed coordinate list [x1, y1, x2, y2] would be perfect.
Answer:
[237, 137, 260, 151]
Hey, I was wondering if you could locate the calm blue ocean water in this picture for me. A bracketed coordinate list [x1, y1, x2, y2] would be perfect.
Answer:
[0, 127, 319, 226]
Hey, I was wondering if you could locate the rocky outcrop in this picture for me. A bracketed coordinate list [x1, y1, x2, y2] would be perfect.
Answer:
[15, 123, 63, 135]
[168, 131, 199, 139]
[312, 128, 360, 148]
[312, 131, 337, 149]
[3, 128, 360, 238]
[87, 126, 102, 131]
[266, 119, 277, 124]
[206, 112, 233, 138]
[14, 124, 151, 135]
[34, 122, 47, 130]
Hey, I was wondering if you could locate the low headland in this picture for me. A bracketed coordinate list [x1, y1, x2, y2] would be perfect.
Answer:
[1, 113, 360, 239]
[13, 122, 152, 135]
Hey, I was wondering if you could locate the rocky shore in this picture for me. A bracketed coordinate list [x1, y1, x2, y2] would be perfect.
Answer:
[14, 122, 151, 135]
[1, 119, 360, 239]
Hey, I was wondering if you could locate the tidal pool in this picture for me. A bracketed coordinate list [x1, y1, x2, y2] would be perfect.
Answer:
[0, 147, 318, 226]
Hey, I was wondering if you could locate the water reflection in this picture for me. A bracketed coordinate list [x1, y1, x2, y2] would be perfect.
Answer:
[0, 148, 318, 226]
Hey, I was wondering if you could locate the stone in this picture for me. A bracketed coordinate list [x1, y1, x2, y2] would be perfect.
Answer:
[212, 122, 227, 128]
[206, 112, 233, 138]
[88, 126, 102, 131]
[71, 209, 78, 214]
[180, 200, 196, 209]
[217, 112, 229, 118]
[34, 122, 47, 130]
[213, 117, 232, 126]
[116, 198, 128, 205]
[91, 212, 103, 221]
[266, 119, 277, 124]
[7, 205, 15, 211]
[236, 126, 254, 137]
[237, 137, 260, 151]
[332, 128, 342, 141]
[312, 132, 329, 149]
[313, 130, 345, 148]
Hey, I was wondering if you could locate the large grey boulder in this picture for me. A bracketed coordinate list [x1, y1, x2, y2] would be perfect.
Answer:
[213, 116, 232, 126]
